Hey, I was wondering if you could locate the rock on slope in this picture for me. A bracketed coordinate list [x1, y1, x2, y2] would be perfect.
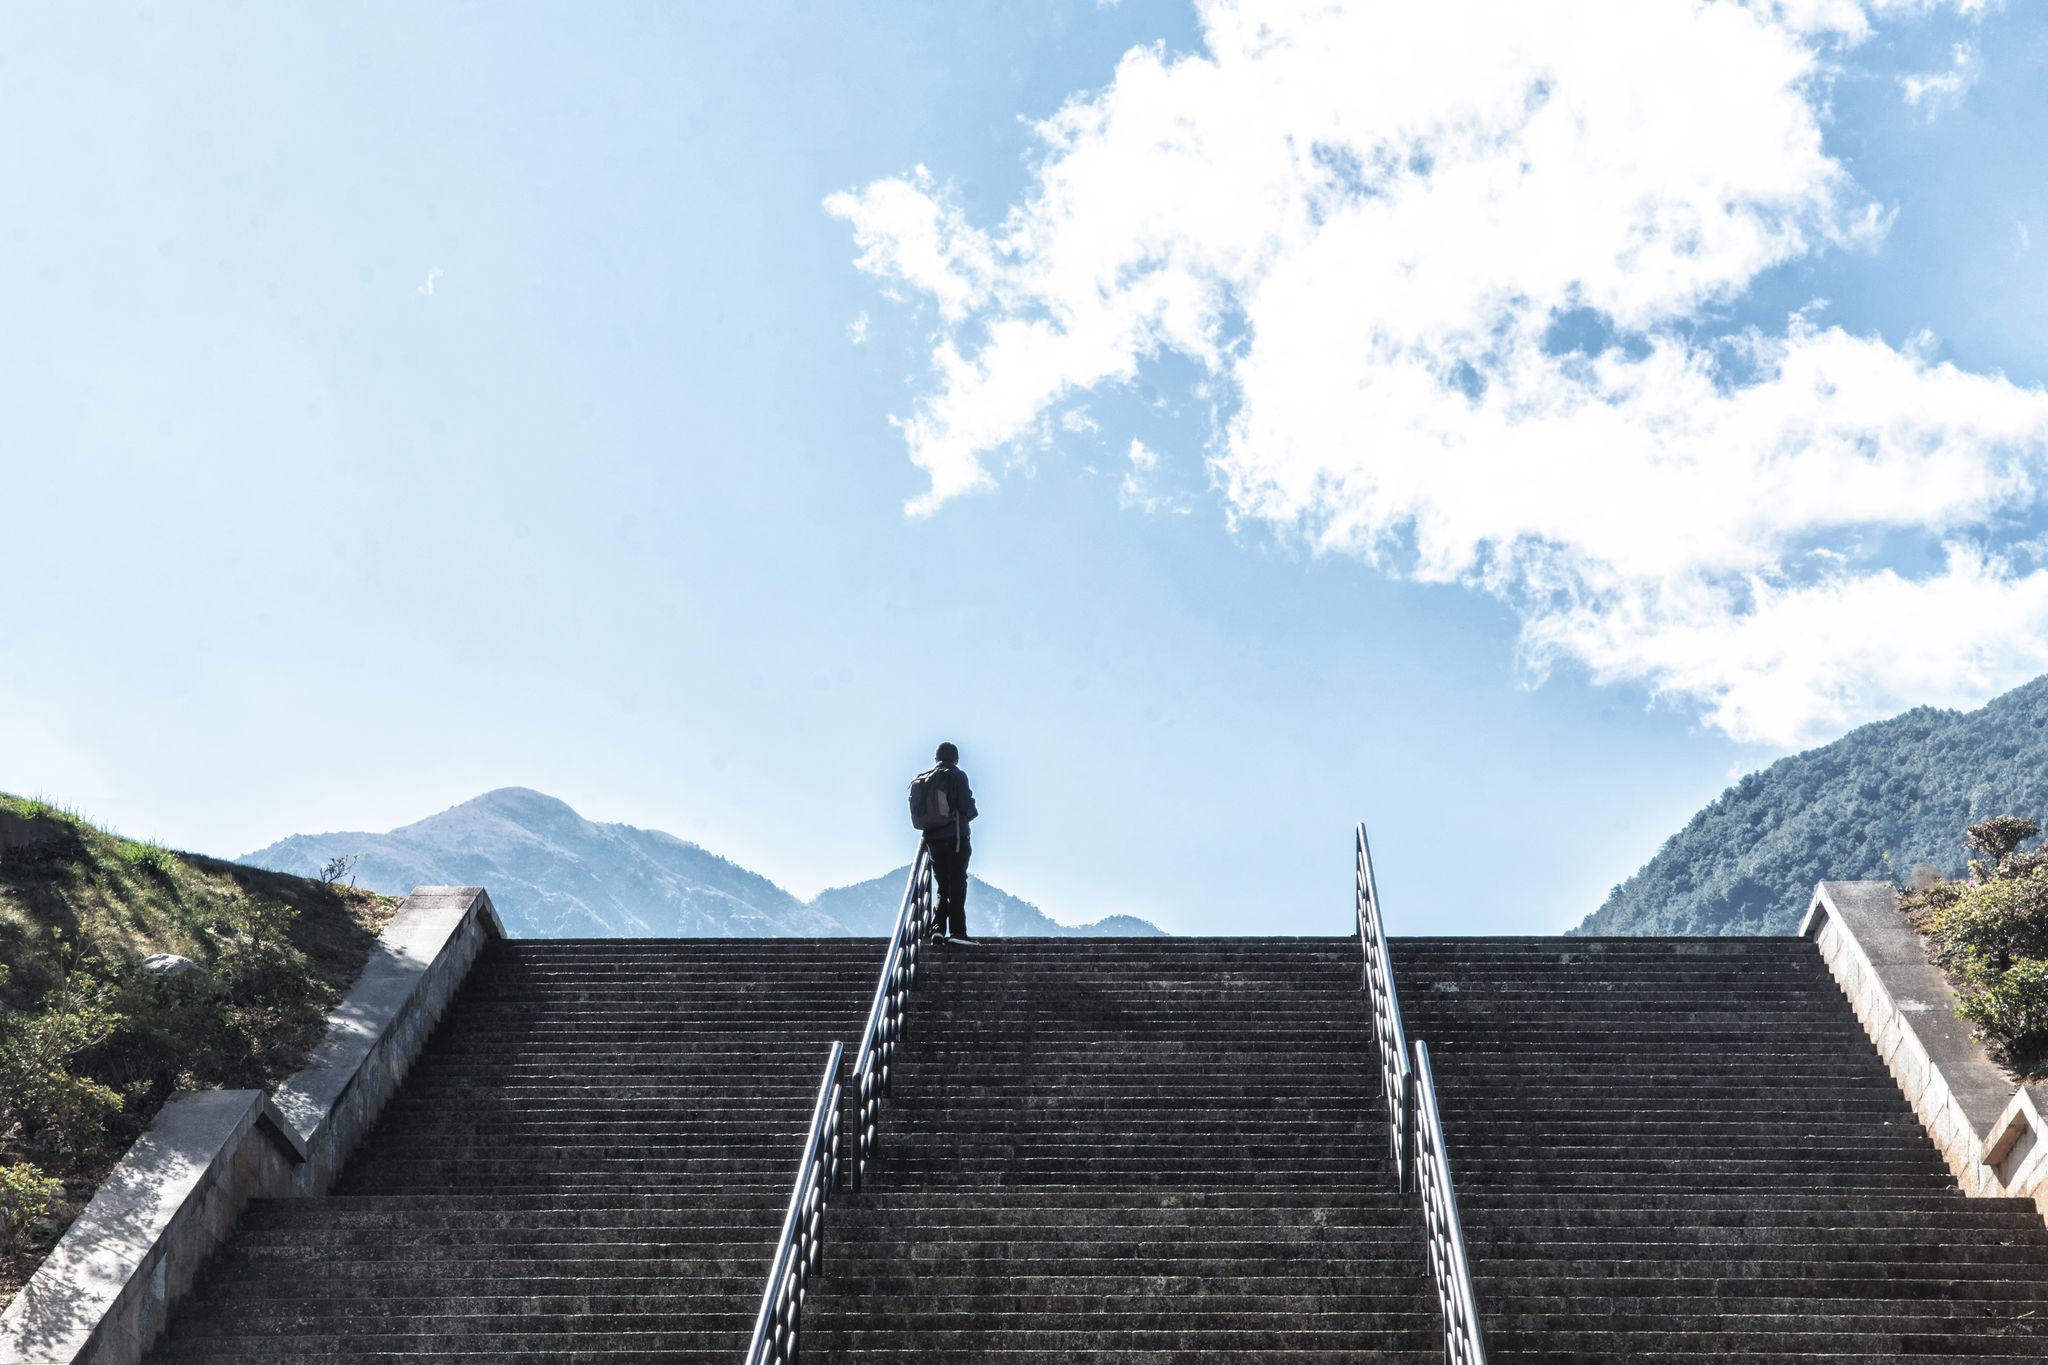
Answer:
[1576, 673, 2048, 937]
[243, 787, 1162, 939]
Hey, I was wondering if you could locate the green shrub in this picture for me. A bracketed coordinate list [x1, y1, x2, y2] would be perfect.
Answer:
[1919, 868, 2048, 976]
[1904, 816, 2048, 1076]
[0, 957, 127, 1155]
[1955, 959, 2048, 1071]
[0, 1162, 62, 1251]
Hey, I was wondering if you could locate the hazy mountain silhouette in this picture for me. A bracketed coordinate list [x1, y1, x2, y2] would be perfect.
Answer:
[242, 787, 1163, 939]
[810, 867, 1164, 938]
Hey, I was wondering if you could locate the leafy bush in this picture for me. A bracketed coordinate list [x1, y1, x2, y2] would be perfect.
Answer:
[1902, 816, 2048, 1076]
[0, 1163, 61, 1252]
[0, 949, 126, 1156]
[1957, 960, 2048, 1062]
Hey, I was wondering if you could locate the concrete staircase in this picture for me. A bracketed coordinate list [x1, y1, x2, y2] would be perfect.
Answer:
[1392, 937, 2048, 1363]
[804, 938, 1442, 1362]
[145, 939, 878, 1365]
[141, 929, 2048, 1364]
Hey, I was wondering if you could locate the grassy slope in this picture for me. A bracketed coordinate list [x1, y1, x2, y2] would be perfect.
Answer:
[0, 795, 396, 1306]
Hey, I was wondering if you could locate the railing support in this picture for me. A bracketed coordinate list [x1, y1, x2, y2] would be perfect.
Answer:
[848, 843, 940, 1190]
[743, 1042, 845, 1365]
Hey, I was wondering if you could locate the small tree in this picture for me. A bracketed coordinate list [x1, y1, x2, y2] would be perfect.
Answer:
[318, 853, 358, 887]
[1966, 817, 2040, 877]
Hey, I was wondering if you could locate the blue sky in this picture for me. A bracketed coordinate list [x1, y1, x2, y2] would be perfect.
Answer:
[5, 1, 2047, 936]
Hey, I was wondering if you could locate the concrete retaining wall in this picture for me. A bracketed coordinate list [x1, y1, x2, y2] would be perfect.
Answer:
[273, 886, 504, 1195]
[0, 886, 502, 1365]
[1802, 880, 2048, 1222]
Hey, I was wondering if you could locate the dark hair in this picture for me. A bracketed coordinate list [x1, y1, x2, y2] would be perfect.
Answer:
[935, 742, 959, 764]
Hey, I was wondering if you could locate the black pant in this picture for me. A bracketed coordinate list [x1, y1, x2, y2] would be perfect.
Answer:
[927, 838, 971, 937]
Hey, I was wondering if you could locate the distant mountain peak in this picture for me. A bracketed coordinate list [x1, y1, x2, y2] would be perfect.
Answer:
[398, 787, 588, 839]
[242, 789, 1163, 940]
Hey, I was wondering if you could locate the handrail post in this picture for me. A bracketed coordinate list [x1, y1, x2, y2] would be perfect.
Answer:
[742, 1041, 845, 1365]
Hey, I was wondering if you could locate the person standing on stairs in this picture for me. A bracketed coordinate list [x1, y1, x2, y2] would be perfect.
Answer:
[911, 741, 979, 942]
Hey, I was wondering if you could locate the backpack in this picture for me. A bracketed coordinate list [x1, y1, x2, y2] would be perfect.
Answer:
[908, 767, 954, 831]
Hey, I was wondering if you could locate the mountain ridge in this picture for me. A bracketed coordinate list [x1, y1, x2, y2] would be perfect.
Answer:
[242, 787, 1163, 939]
[1574, 673, 2048, 936]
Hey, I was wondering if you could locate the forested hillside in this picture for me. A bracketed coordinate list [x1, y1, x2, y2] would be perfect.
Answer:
[1575, 674, 2048, 936]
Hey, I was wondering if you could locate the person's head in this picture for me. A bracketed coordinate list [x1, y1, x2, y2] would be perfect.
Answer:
[935, 741, 959, 765]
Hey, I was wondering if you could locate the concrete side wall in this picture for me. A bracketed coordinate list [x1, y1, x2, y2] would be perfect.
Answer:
[0, 886, 501, 1365]
[275, 886, 504, 1195]
[1802, 880, 2048, 1224]
[0, 1093, 301, 1365]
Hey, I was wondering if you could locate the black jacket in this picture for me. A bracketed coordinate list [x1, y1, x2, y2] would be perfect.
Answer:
[922, 762, 978, 848]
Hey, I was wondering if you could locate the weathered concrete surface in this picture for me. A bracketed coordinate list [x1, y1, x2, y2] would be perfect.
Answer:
[1802, 880, 2048, 1222]
[0, 1092, 302, 1365]
[274, 886, 504, 1194]
[0, 886, 502, 1364]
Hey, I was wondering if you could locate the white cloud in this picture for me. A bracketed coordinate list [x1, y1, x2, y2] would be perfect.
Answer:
[848, 311, 870, 345]
[830, 0, 2039, 746]
[1901, 41, 1980, 115]
[417, 266, 443, 297]
[824, 167, 994, 323]
[1119, 437, 1189, 514]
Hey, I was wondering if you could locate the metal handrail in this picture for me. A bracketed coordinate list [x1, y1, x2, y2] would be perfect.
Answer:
[1355, 822, 1414, 1189]
[1412, 1041, 1487, 1365]
[743, 1042, 845, 1365]
[848, 843, 940, 1190]
[1354, 823, 1487, 1364]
